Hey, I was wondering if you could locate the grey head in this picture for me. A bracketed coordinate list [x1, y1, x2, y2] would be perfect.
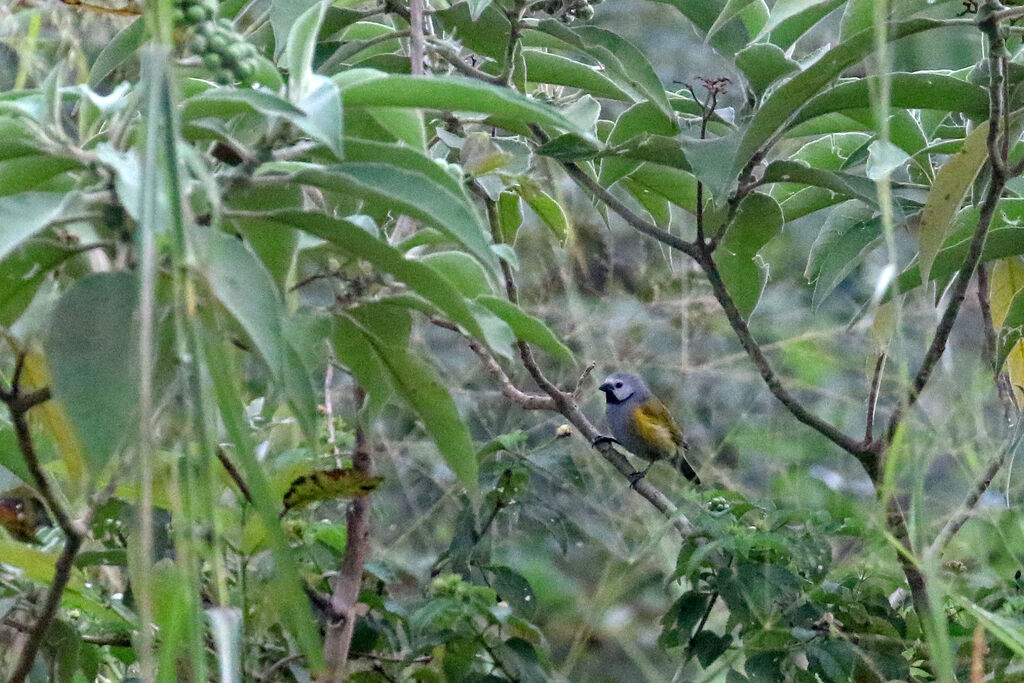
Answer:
[598, 372, 652, 405]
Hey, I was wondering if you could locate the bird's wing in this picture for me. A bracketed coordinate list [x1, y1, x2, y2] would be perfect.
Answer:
[629, 398, 685, 457]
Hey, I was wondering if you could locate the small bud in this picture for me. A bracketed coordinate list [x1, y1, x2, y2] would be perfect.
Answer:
[555, 424, 573, 438]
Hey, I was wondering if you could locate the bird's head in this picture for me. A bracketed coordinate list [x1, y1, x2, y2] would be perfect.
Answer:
[598, 372, 649, 405]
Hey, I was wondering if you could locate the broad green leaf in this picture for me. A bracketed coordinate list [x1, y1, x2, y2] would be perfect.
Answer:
[475, 296, 574, 363]
[735, 43, 798, 95]
[792, 74, 989, 129]
[736, 18, 948, 177]
[291, 163, 497, 272]
[960, 599, 1024, 659]
[88, 17, 145, 86]
[332, 316, 393, 415]
[282, 467, 384, 511]
[529, 22, 673, 122]
[623, 177, 671, 226]
[421, 252, 494, 299]
[293, 76, 344, 158]
[865, 140, 910, 181]
[497, 190, 523, 243]
[706, 0, 757, 43]
[682, 133, 741, 205]
[523, 51, 631, 101]
[44, 272, 139, 471]
[365, 107, 426, 150]
[715, 193, 783, 318]
[806, 205, 882, 309]
[839, 0, 872, 38]
[181, 88, 304, 121]
[0, 192, 70, 264]
[271, 0, 320, 58]
[599, 101, 678, 188]
[434, 2, 512, 62]
[763, 160, 878, 208]
[258, 211, 485, 339]
[194, 229, 318, 441]
[518, 184, 570, 244]
[918, 121, 989, 282]
[350, 319, 478, 487]
[337, 71, 595, 140]
[628, 163, 698, 214]
[648, 0, 750, 55]
[0, 156, 80, 196]
[286, 0, 327, 102]
[761, 0, 844, 45]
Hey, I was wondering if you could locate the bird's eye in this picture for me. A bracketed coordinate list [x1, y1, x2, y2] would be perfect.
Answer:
[614, 382, 622, 388]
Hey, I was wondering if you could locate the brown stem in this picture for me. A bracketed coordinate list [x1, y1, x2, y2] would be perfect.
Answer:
[215, 447, 253, 505]
[323, 387, 373, 680]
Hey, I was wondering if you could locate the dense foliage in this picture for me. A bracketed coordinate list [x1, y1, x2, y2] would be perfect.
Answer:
[2, 0, 1024, 681]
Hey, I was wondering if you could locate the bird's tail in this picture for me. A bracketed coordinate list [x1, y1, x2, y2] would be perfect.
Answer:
[673, 452, 701, 485]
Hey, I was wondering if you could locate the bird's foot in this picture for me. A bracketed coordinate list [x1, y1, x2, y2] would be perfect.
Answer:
[592, 435, 619, 447]
[627, 470, 647, 489]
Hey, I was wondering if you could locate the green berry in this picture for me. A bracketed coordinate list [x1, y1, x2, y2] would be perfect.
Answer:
[215, 69, 235, 84]
[202, 52, 223, 69]
[226, 43, 248, 63]
[171, 8, 186, 25]
[195, 20, 215, 36]
[189, 34, 208, 53]
[208, 33, 229, 53]
[185, 4, 211, 24]
[578, 4, 594, 19]
[216, 17, 234, 30]
[234, 59, 256, 81]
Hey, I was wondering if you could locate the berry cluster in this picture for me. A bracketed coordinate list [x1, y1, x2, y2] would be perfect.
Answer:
[535, 0, 602, 22]
[172, 0, 260, 85]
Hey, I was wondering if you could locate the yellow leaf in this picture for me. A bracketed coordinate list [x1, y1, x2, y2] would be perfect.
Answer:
[20, 350, 87, 492]
[282, 468, 384, 512]
[919, 122, 989, 283]
[0, 538, 61, 583]
[989, 257, 1024, 401]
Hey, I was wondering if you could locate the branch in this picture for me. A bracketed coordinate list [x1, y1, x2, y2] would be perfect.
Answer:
[323, 387, 374, 681]
[1, 360, 117, 683]
[409, 0, 425, 75]
[884, 11, 1008, 444]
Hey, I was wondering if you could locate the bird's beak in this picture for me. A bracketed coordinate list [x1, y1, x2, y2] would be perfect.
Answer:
[598, 382, 613, 394]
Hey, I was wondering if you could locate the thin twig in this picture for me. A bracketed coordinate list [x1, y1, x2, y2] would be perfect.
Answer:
[216, 446, 253, 505]
[323, 387, 374, 681]
[865, 353, 886, 443]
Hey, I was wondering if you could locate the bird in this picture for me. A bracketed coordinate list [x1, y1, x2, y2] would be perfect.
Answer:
[597, 372, 700, 486]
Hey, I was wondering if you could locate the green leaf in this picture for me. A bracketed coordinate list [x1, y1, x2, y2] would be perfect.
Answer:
[291, 163, 498, 272]
[864, 140, 910, 181]
[194, 228, 318, 441]
[522, 50, 631, 101]
[88, 17, 145, 86]
[735, 43, 798, 95]
[715, 193, 783, 318]
[759, 0, 843, 44]
[628, 164, 698, 213]
[475, 296, 574, 363]
[736, 18, 948, 177]
[0, 241, 77, 328]
[0, 192, 70, 263]
[917, 121, 989, 282]
[421, 252, 494, 298]
[44, 272, 139, 470]
[181, 88, 304, 121]
[497, 191, 523, 243]
[351, 319, 478, 488]
[332, 316, 393, 415]
[518, 184, 570, 243]
[762, 160, 878, 208]
[599, 101, 678, 188]
[293, 76, 344, 159]
[0, 156, 80, 196]
[271, 0, 320, 58]
[806, 204, 881, 309]
[791, 73, 989, 129]
[706, 0, 757, 44]
[337, 70, 595, 140]
[530, 22, 673, 122]
[258, 211, 485, 339]
[287, 0, 327, 102]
